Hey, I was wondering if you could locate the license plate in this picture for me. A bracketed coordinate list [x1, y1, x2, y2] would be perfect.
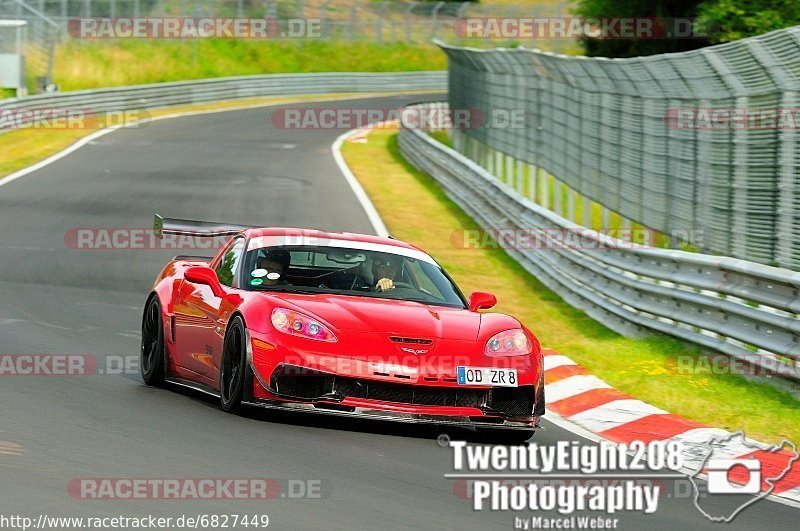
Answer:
[457, 366, 518, 387]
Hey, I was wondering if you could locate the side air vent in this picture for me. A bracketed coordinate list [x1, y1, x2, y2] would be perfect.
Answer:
[389, 336, 433, 345]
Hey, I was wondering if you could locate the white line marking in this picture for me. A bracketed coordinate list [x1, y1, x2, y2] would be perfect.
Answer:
[0, 441, 23, 456]
[545, 374, 611, 403]
[543, 354, 577, 371]
[542, 409, 608, 444]
[779, 487, 800, 503]
[331, 127, 389, 237]
[567, 399, 667, 433]
[0, 92, 427, 193]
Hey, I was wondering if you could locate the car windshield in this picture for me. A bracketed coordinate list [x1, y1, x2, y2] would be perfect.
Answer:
[241, 244, 466, 309]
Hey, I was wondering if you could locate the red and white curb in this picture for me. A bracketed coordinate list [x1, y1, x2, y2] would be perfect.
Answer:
[542, 349, 800, 506]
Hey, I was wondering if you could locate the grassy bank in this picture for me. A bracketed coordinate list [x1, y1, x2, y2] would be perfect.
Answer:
[24, 40, 447, 93]
[342, 127, 800, 444]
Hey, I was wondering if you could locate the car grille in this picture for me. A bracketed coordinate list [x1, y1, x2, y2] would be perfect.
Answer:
[389, 336, 433, 345]
[490, 386, 537, 417]
[270, 365, 536, 417]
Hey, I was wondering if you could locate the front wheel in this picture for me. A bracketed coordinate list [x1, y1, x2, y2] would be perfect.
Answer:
[219, 316, 251, 413]
[141, 296, 166, 387]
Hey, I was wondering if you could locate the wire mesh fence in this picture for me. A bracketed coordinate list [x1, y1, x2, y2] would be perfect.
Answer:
[0, 0, 572, 95]
[398, 102, 800, 378]
[439, 26, 800, 270]
[2, 0, 571, 46]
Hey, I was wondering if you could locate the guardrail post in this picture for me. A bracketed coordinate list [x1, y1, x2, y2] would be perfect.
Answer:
[528, 164, 538, 202]
[375, 1, 386, 44]
[620, 216, 631, 234]
[566, 188, 577, 222]
[430, 1, 443, 39]
[350, 0, 359, 40]
[582, 195, 592, 228]
[776, 90, 798, 269]
[264, 0, 275, 18]
[404, 1, 416, 42]
[60, 0, 67, 37]
[539, 169, 549, 210]
[553, 177, 562, 216]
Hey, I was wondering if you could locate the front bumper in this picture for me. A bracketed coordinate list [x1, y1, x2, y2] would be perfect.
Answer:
[248, 362, 542, 430]
[242, 397, 539, 431]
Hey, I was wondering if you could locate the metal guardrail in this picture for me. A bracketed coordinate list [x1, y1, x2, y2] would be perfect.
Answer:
[0, 71, 447, 132]
[399, 102, 800, 380]
[436, 26, 800, 271]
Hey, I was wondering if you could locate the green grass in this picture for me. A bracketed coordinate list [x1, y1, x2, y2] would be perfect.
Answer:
[24, 40, 447, 92]
[342, 127, 800, 444]
[428, 130, 453, 148]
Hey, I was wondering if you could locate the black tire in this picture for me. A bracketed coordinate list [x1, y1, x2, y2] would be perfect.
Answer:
[141, 295, 166, 387]
[219, 316, 251, 413]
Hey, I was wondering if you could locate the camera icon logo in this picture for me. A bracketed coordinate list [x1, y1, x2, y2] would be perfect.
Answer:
[707, 458, 762, 494]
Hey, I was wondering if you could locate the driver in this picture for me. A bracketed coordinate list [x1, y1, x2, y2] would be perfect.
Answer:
[256, 249, 291, 286]
[372, 255, 404, 292]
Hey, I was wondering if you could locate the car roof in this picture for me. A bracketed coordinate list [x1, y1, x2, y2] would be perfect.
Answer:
[243, 228, 424, 253]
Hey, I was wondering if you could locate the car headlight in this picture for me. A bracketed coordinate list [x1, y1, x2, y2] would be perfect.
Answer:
[271, 308, 337, 342]
[485, 329, 531, 356]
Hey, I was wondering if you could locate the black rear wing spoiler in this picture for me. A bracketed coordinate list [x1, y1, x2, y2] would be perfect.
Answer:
[153, 214, 255, 239]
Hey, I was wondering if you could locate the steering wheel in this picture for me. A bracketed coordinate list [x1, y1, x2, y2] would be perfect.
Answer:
[376, 281, 415, 292]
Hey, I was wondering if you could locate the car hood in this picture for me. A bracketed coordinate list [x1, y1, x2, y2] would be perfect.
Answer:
[266, 293, 481, 340]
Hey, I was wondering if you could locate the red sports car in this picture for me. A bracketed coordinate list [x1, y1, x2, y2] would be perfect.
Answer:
[142, 216, 544, 441]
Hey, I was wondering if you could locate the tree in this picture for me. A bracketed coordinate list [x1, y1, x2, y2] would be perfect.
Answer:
[696, 0, 800, 44]
[573, 0, 708, 57]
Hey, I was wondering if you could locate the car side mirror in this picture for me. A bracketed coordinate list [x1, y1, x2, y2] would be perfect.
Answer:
[185, 266, 227, 299]
[469, 292, 497, 312]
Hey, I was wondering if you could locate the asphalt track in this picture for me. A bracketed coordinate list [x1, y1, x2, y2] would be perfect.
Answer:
[0, 94, 796, 530]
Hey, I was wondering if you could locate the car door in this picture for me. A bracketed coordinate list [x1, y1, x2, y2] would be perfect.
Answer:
[174, 237, 246, 385]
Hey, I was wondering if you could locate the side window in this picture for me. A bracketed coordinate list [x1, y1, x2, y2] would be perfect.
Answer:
[215, 238, 245, 287]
